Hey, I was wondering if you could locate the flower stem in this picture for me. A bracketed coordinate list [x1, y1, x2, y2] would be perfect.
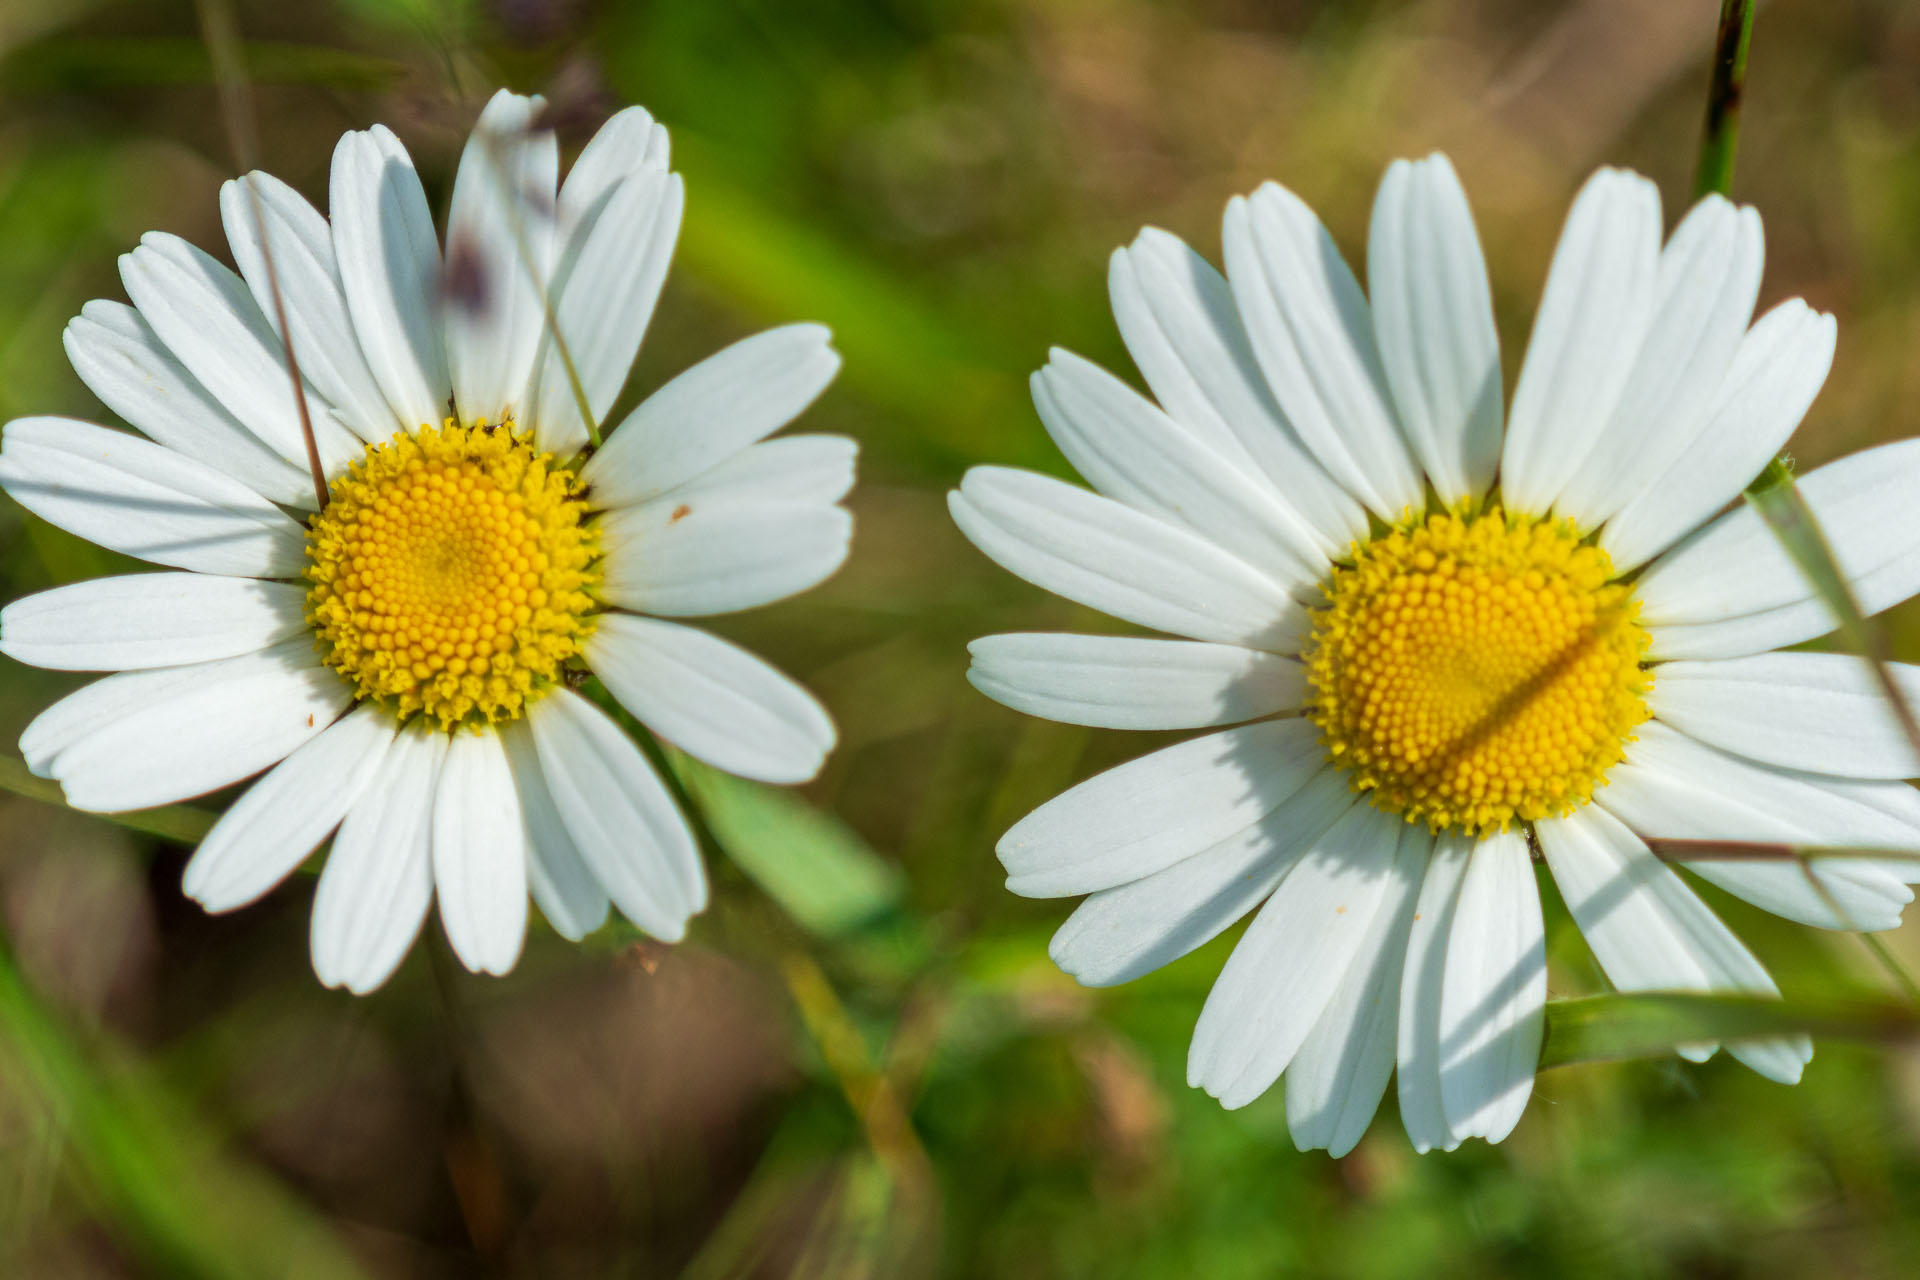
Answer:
[1694, 0, 1756, 199]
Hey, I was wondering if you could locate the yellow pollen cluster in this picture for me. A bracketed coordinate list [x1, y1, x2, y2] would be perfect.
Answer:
[305, 421, 599, 730]
[1303, 508, 1651, 835]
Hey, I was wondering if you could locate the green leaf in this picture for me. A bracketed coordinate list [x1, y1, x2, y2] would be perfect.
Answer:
[1539, 991, 1920, 1070]
[0, 944, 369, 1279]
[664, 748, 903, 938]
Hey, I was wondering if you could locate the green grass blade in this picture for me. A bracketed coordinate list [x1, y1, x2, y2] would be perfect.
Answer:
[1540, 991, 1920, 1070]
[0, 754, 215, 844]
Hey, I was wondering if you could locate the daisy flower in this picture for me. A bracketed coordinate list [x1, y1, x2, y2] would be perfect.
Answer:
[952, 155, 1920, 1154]
[0, 91, 853, 993]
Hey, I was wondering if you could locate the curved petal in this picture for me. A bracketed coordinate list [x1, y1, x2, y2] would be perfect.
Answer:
[1109, 229, 1365, 551]
[118, 232, 360, 472]
[1285, 822, 1430, 1156]
[330, 124, 451, 430]
[527, 688, 706, 940]
[1500, 168, 1662, 517]
[0, 417, 308, 578]
[1637, 440, 1920, 660]
[665, 435, 857, 508]
[1047, 768, 1357, 987]
[528, 170, 684, 454]
[1223, 183, 1422, 519]
[1396, 833, 1472, 1154]
[1437, 829, 1545, 1143]
[599, 498, 851, 617]
[1537, 804, 1807, 1083]
[967, 633, 1304, 731]
[1603, 300, 1836, 571]
[221, 171, 399, 441]
[1598, 722, 1915, 930]
[310, 722, 444, 993]
[998, 718, 1328, 898]
[0, 572, 306, 671]
[1031, 350, 1328, 591]
[432, 728, 528, 976]
[1650, 652, 1920, 779]
[583, 325, 841, 509]
[28, 638, 351, 813]
[949, 467, 1304, 651]
[1553, 196, 1763, 528]
[183, 703, 397, 912]
[558, 105, 671, 232]
[63, 300, 315, 508]
[443, 90, 558, 426]
[587, 614, 836, 785]
[499, 721, 609, 941]
[1367, 153, 1502, 503]
[1187, 802, 1405, 1110]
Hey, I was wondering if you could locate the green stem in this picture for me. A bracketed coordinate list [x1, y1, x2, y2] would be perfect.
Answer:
[1694, 0, 1756, 199]
[0, 755, 215, 844]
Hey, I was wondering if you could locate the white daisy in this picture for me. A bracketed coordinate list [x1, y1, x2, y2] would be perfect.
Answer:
[0, 91, 854, 993]
[952, 154, 1920, 1155]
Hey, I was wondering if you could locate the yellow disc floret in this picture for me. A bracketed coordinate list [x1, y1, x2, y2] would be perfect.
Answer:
[1303, 508, 1651, 835]
[305, 421, 599, 729]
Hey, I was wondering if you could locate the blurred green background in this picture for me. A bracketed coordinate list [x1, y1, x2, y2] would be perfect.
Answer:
[3, 0, 1920, 1275]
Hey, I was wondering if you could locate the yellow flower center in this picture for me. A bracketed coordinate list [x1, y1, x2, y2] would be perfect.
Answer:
[1303, 508, 1651, 835]
[305, 421, 599, 730]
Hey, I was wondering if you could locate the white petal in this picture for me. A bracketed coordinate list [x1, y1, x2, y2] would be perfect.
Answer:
[598, 498, 851, 617]
[330, 124, 451, 430]
[310, 723, 444, 993]
[1603, 301, 1836, 571]
[1048, 768, 1358, 987]
[19, 661, 211, 777]
[1637, 440, 1920, 660]
[221, 171, 399, 441]
[1598, 722, 1914, 930]
[583, 325, 841, 509]
[1367, 153, 1502, 503]
[664, 435, 858, 507]
[0, 572, 305, 671]
[967, 632, 1304, 730]
[1396, 833, 1473, 1153]
[1536, 804, 1807, 1083]
[949, 467, 1303, 650]
[1651, 652, 1920, 779]
[1500, 169, 1662, 517]
[998, 718, 1327, 898]
[1032, 350, 1327, 591]
[1437, 829, 1545, 1143]
[1187, 802, 1406, 1110]
[587, 614, 835, 785]
[1554, 197, 1763, 528]
[444, 91, 559, 426]
[558, 105, 670, 232]
[499, 721, 609, 940]
[63, 300, 314, 508]
[118, 233, 359, 472]
[432, 728, 528, 976]
[528, 170, 684, 454]
[0, 417, 307, 578]
[1285, 823, 1430, 1156]
[1222, 184, 1422, 519]
[183, 703, 397, 912]
[31, 638, 351, 812]
[1110, 228, 1366, 553]
[527, 688, 706, 939]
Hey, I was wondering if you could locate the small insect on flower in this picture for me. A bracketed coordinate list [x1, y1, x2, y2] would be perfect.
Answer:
[951, 155, 1920, 1154]
[0, 91, 855, 993]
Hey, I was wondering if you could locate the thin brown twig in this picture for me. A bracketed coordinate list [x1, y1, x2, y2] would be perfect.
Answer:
[193, 0, 329, 511]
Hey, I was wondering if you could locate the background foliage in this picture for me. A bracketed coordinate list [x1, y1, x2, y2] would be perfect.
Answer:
[3, 0, 1920, 1275]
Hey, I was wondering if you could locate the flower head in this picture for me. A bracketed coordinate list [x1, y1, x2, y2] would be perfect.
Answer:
[953, 154, 1920, 1153]
[0, 90, 854, 993]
